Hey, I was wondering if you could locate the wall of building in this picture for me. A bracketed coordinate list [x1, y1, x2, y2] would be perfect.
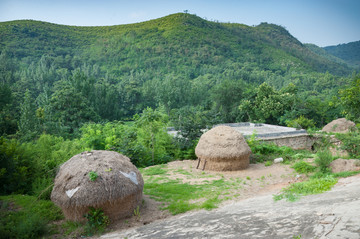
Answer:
[261, 135, 315, 150]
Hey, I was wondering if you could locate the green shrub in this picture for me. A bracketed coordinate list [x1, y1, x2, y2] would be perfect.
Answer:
[315, 150, 333, 173]
[292, 161, 316, 174]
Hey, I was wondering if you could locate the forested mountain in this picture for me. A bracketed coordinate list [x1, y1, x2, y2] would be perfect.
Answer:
[0, 13, 357, 140]
[0, 13, 351, 76]
[324, 40, 360, 69]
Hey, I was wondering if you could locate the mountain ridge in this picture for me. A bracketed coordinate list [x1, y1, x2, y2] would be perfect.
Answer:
[323, 40, 360, 69]
[0, 13, 352, 77]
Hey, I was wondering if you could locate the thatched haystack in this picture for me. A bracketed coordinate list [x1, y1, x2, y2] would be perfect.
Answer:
[51, 150, 144, 222]
[195, 126, 252, 171]
[322, 118, 356, 133]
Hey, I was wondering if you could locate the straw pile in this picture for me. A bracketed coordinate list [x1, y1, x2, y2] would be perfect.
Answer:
[322, 118, 356, 133]
[51, 150, 144, 222]
[195, 126, 252, 171]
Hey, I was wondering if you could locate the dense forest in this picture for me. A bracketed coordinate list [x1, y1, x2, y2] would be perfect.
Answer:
[1, 12, 360, 202]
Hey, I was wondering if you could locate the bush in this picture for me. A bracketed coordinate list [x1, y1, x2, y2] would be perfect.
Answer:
[31, 134, 84, 199]
[247, 135, 295, 163]
[286, 116, 315, 130]
[292, 161, 316, 174]
[335, 130, 360, 158]
[0, 138, 35, 195]
[0, 195, 63, 239]
[314, 150, 333, 173]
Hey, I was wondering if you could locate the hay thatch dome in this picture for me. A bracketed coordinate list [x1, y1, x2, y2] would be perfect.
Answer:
[51, 150, 144, 222]
[195, 126, 252, 171]
[322, 118, 356, 133]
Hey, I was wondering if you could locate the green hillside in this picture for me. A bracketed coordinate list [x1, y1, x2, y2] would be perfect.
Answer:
[0, 13, 351, 75]
[324, 40, 360, 69]
[0, 13, 356, 140]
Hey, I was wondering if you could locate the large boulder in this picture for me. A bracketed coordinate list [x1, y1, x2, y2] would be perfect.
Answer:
[195, 126, 252, 171]
[51, 150, 144, 222]
[322, 118, 356, 133]
[330, 158, 360, 173]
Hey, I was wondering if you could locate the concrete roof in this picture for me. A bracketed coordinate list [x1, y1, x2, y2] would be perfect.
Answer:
[215, 123, 308, 139]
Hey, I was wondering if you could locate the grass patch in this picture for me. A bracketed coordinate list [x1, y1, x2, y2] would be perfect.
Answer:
[273, 175, 338, 202]
[174, 169, 193, 176]
[144, 173, 242, 215]
[332, 170, 360, 178]
[0, 195, 64, 239]
[140, 164, 167, 176]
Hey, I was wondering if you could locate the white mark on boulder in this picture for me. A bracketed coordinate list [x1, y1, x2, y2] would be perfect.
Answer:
[66, 186, 80, 198]
[120, 171, 138, 185]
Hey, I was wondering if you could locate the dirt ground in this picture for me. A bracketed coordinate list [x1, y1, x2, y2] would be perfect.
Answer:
[106, 159, 302, 233]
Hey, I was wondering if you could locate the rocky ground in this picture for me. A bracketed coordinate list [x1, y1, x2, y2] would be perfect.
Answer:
[99, 173, 360, 239]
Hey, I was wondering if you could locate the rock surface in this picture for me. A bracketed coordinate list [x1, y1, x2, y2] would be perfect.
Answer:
[322, 118, 356, 133]
[99, 175, 360, 239]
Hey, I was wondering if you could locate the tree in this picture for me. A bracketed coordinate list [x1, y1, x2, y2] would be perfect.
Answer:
[239, 82, 296, 125]
[50, 81, 100, 138]
[211, 79, 245, 122]
[135, 107, 171, 164]
[18, 90, 40, 141]
[0, 83, 17, 135]
[339, 75, 360, 123]
[153, 75, 191, 116]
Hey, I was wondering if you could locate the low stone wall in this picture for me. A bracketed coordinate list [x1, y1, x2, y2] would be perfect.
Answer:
[260, 134, 315, 150]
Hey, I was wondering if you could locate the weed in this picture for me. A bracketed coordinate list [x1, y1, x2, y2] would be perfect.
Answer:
[292, 161, 316, 174]
[89, 171, 98, 181]
[61, 221, 84, 237]
[133, 206, 141, 219]
[246, 176, 251, 180]
[84, 207, 109, 236]
[264, 161, 273, 167]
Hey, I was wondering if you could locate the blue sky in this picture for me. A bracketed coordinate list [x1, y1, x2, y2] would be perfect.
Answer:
[1, 0, 359, 47]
